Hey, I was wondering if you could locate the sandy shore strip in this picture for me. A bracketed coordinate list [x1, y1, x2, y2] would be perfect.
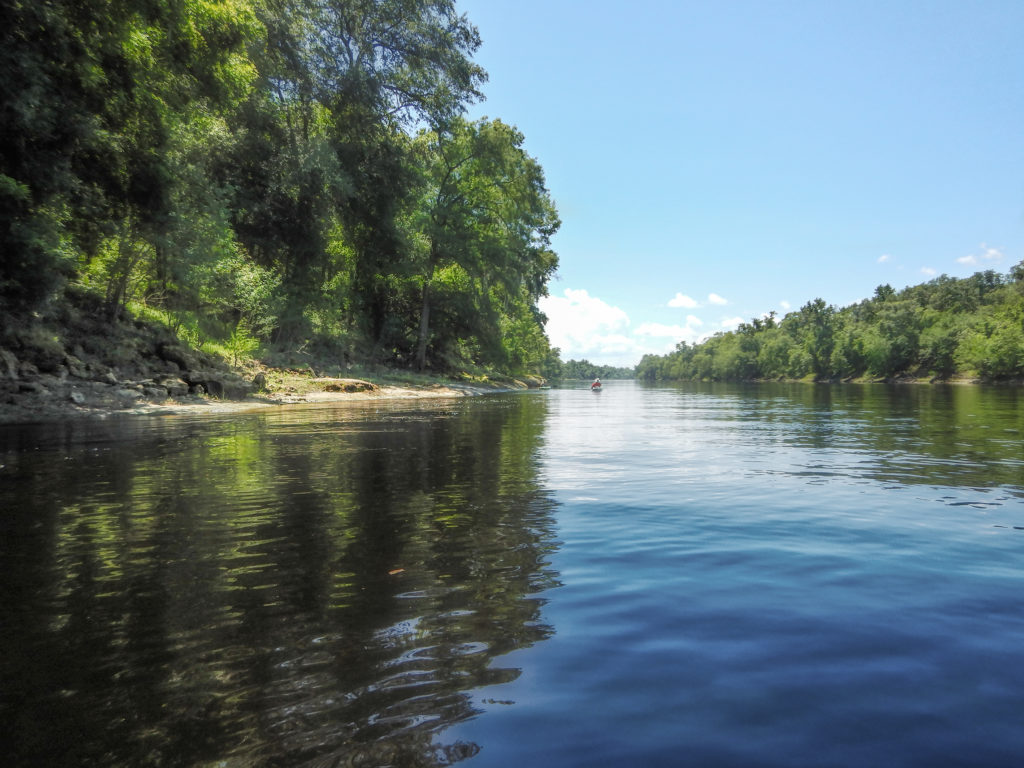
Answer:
[0, 378, 527, 424]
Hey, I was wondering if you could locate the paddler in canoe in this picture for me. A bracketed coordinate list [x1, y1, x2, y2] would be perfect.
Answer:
[591, 377, 602, 391]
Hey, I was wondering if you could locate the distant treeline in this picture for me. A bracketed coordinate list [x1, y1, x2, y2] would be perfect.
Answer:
[558, 359, 635, 380]
[637, 267, 1024, 382]
[0, 1, 560, 376]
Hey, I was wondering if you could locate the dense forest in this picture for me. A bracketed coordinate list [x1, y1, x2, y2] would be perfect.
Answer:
[0, 0, 562, 379]
[559, 359, 634, 380]
[637, 266, 1024, 383]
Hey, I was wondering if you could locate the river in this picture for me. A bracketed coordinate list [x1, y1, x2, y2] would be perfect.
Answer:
[2, 381, 1023, 766]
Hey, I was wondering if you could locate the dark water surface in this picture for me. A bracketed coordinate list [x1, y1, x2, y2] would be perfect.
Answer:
[2, 382, 1024, 766]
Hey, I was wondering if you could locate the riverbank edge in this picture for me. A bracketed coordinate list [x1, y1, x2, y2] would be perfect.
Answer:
[0, 373, 535, 425]
[642, 374, 1003, 386]
[0, 291, 547, 425]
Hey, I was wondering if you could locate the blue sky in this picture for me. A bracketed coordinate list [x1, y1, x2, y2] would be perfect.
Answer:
[457, 0, 1024, 367]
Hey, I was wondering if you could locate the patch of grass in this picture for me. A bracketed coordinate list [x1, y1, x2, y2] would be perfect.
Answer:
[129, 301, 535, 393]
[129, 301, 264, 368]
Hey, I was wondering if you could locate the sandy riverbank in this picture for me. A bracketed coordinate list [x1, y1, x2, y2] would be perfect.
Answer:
[0, 377, 527, 425]
[1, 288, 543, 425]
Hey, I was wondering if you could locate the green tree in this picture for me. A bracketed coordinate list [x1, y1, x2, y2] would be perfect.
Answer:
[865, 299, 921, 377]
[829, 319, 866, 379]
[757, 329, 795, 379]
[0, 0, 569, 381]
[794, 299, 837, 378]
[413, 118, 558, 371]
[0, 0, 263, 319]
[320, 0, 487, 355]
[918, 314, 963, 378]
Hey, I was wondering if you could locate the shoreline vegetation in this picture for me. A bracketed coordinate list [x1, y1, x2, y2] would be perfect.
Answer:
[637, 265, 1024, 385]
[0, 372, 535, 426]
[1, 1, 565, 418]
[0, 289, 544, 425]
[4, 4, 1023, 415]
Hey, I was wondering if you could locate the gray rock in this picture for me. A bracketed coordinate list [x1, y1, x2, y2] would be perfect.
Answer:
[0, 348, 18, 380]
[184, 372, 225, 398]
[35, 350, 65, 374]
[183, 371, 252, 399]
[19, 361, 39, 378]
[19, 380, 47, 395]
[252, 372, 267, 392]
[189, 383, 207, 396]
[158, 342, 198, 372]
[115, 388, 144, 401]
[159, 377, 189, 397]
[143, 387, 167, 400]
[37, 374, 64, 390]
[69, 390, 86, 405]
[203, 378, 225, 398]
[214, 375, 252, 400]
[65, 355, 89, 379]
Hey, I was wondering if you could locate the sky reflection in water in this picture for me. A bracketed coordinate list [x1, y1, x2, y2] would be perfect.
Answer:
[2, 382, 1024, 766]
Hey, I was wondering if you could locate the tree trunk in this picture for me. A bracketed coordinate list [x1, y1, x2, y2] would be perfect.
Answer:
[416, 279, 431, 370]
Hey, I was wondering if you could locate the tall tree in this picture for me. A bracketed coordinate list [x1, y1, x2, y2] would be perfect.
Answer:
[413, 118, 558, 370]
[0, 0, 262, 317]
[324, 0, 487, 354]
[794, 298, 837, 378]
[228, 0, 487, 349]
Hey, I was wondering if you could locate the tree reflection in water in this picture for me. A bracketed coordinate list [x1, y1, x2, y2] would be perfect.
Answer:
[661, 382, 1024, 493]
[0, 394, 560, 767]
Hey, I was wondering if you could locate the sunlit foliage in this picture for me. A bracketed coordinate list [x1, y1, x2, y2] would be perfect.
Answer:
[1, 0, 559, 376]
[637, 267, 1024, 383]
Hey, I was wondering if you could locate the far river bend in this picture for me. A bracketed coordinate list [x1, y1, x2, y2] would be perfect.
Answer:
[2, 381, 1024, 767]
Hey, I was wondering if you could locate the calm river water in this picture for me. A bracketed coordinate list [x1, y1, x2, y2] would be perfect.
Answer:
[2, 381, 1024, 767]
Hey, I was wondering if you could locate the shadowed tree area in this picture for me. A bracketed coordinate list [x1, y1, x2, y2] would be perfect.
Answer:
[0, 0, 560, 378]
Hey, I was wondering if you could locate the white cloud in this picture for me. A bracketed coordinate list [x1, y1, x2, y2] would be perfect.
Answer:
[668, 292, 699, 308]
[539, 288, 781, 367]
[780, 300, 791, 310]
[585, 333, 636, 356]
[634, 316, 709, 354]
[540, 288, 628, 348]
[634, 323, 700, 337]
[630, 317, 704, 337]
[878, 254, 891, 263]
[981, 244, 1004, 262]
[708, 293, 728, 305]
[540, 288, 647, 366]
[921, 267, 937, 276]
[960, 244, 1005, 267]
